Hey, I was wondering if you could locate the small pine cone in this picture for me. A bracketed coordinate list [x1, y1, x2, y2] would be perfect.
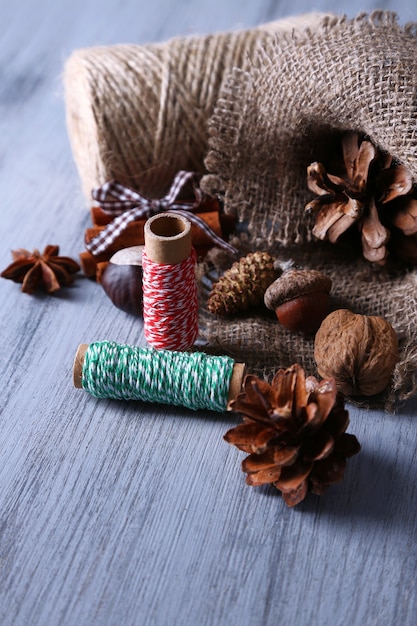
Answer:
[207, 251, 276, 316]
[224, 364, 360, 507]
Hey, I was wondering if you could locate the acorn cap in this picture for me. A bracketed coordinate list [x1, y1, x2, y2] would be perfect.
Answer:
[264, 269, 332, 310]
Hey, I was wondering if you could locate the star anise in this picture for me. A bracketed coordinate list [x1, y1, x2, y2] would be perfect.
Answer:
[224, 364, 360, 507]
[305, 131, 417, 264]
[1, 245, 80, 294]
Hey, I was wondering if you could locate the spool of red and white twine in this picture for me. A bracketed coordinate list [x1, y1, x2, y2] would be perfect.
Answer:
[142, 213, 198, 350]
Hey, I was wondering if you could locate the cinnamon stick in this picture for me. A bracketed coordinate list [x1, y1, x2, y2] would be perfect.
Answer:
[81, 206, 230, 279]
[90, 196, 222, 226]
[85, 210, 223, 253]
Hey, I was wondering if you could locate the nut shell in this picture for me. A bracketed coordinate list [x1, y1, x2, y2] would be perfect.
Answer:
[101, 246, 143, 316]
[314, 309, 399, 396]
[276, 292, 331, 333]
[264, 269, 332, 309]
[264, 269, 332, 333]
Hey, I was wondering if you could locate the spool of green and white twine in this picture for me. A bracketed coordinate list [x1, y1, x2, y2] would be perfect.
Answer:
[73, 341, 245, 412]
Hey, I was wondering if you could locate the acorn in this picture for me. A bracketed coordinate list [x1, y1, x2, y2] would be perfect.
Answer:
[100, 246, 143, 316]
[264, 269, 332, 333]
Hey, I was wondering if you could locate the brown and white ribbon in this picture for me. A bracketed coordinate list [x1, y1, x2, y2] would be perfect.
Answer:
[86, 170, 238, 256]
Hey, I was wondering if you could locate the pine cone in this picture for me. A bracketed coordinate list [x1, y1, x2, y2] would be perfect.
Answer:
[305, 131, 417, 264]
[224, 364, 360, 507]
[207, 251, 277, 315]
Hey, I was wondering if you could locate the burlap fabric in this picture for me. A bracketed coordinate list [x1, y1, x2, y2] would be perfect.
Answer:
[200, 11, 417, 408]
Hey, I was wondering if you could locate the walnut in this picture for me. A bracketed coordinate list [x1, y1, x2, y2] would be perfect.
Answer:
[314, 309, 399, 396]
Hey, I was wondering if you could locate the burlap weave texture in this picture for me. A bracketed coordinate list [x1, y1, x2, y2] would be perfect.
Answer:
[200, 12, 417, 408]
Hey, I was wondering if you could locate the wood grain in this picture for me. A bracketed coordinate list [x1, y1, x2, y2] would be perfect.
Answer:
[1, 1, 417, 625]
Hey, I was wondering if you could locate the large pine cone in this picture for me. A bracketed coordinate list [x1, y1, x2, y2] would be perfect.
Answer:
[224, 364, 360, 507]
[305, 131, 417, 265]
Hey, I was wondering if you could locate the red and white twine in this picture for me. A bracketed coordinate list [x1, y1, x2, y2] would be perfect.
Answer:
[142, 248, 199, 350]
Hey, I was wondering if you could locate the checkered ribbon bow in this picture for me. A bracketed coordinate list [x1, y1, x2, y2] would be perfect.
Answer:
[86, 170, 238, 256]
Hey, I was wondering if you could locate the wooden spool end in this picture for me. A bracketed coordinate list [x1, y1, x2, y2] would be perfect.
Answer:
[144, 213, 191, 264]
[72, 343, 89, 388]
[227, 362, 246, 408]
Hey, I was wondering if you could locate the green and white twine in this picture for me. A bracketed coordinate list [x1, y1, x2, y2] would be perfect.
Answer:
[82, 341, 235, 412]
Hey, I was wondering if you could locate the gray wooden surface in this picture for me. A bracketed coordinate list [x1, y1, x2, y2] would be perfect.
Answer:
[1, 1, 417, 625]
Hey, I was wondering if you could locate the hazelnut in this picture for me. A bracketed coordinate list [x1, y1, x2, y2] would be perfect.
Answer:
[100, 246, 143, 316]
[314, 309, 399, 396]
[264, 269, 332, 333]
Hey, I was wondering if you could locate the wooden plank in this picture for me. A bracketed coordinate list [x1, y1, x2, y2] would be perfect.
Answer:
[1, 1, 417, 625]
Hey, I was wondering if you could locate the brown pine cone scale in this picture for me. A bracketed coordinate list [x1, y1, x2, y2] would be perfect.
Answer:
[224, 364, 360, 507]
[207, 251, 277, 316]
[305, 131, 417, 265]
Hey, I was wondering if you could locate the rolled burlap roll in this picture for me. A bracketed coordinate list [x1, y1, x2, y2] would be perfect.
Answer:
[64, 13, 331, 202]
